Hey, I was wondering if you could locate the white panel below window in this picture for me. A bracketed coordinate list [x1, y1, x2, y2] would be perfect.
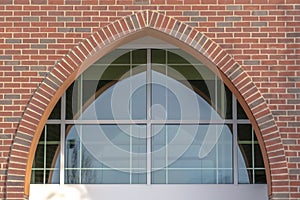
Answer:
[30, 184, 268, 200]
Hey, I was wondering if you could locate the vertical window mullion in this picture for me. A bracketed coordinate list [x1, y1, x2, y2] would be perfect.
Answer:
[252, 127, 255, 184]
[165, 50, 168, 184]
[146, 48, 152, 185]
[130, 51, 133, 184]
[60, 93, 66, 185]
[79, 76, 83, 184]
[233, 95, 238, 185]
[215, 76, 219, 184]
[79, 125, 82, 184]
[43, 125, 47, 184]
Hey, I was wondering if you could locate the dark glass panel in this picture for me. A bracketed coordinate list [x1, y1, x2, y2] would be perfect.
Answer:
[66, 82, 79, 120]
[32, 143, 44, 169]
[101, 65, 131, 80]
[237, 101, 248, 119]
[48, 98, 61, 119]
[239, 144, 253, 168]
[132, 49, 147, 64]
[167, 51, 190, 64]
[238, 124, 252, 141]
[31, 170, 44, 184]
[225, 86, 233, 119]
[45, 125, 60, 169]
[215, 79, 232, 119]
[254, 144, 265, 168]
[168, 65, 202, 81]
[31, 168, 60, 184]
[151, 49, 166, 64]
[110, 51, 130, 65]
[254, 170, 267, 184]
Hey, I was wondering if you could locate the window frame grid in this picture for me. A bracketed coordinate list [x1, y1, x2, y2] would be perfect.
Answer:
[31, 48, 265, 185]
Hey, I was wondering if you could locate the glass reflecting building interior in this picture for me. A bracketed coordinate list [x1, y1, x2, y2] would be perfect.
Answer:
[31, 48, 266, 185]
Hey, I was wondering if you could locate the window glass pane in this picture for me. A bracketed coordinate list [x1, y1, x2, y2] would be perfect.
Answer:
[168, 169, 217, 184]
[132, 173, 147, 184]
[239, 169, 253, 184]
[152, 124, 233, 184]
[238, 124, 266, 184]
[132, 49, 147, 64]
[110, 50, 130, 65]
[31, 170, 44, 184]
[31, 170, 60, 184]
[80, 170, 131, 184]
[216, 79, 232, 119]
[238, 124, 253, 184]
[168, 49, 200, 64]
[237, 101, 248, 119]
[152, 169, 166, 184]
[48, 99, 61, 119]
[66, 82, 79, 120]
[254, 144, 264, 168]
[31, 125, 60, 184]
[67, 64, 147, 120]
[167, 50, 194, 64]
[254, 170, 266, 184]
[151, 49, 166, 64]
[94, 49, 130, 65]
[151, 69, 223, 121]
[65, 125, 146, 184]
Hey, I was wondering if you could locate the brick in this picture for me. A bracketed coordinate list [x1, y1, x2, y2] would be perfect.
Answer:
[225, 16, 241, 21]
[183, 11, 199, 16]
[23, 16, 39, 21]
[287, 32, 300, 37]
[252, 10, 268, 16]
[0, 0, 12, 4]
[4, 94, 20, 99]
[244, 60, 260, 65]
[58, 28, 74, 33]
[226, 5, 242, 10]
[251, 22, 268, 27]
[31, 0, 47, 4]
[6, 39, 21, 43]
[58, 16, 74, 22]
[217, 22, 232, 27]
[75, 28, 91, 32]
[0, 55, 12, 60]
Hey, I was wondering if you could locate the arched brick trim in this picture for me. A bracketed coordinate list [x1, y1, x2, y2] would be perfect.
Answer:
[6, 10, 288, 200]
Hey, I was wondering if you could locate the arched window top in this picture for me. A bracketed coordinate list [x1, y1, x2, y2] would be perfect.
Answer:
[31, 47, 266, 186]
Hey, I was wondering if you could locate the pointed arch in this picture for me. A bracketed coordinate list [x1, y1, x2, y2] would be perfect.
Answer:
[6, 10, 288, 199]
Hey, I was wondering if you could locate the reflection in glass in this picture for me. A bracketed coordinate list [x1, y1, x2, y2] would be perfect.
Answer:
[152, 125, 233, 184]
[67, 65, 147, 121]
[65, 125, 146, 184]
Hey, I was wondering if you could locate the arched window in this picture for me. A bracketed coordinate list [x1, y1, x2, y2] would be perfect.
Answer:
[31, 38, 267, 199]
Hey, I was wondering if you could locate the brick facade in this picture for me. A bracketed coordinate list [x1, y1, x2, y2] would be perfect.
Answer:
[0, 1, 299, 199]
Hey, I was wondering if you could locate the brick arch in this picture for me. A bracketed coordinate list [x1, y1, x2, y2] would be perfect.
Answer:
[6, 10, 288, 199]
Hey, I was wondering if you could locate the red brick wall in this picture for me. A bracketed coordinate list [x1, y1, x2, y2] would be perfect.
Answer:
[0, 1, 299, 199]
